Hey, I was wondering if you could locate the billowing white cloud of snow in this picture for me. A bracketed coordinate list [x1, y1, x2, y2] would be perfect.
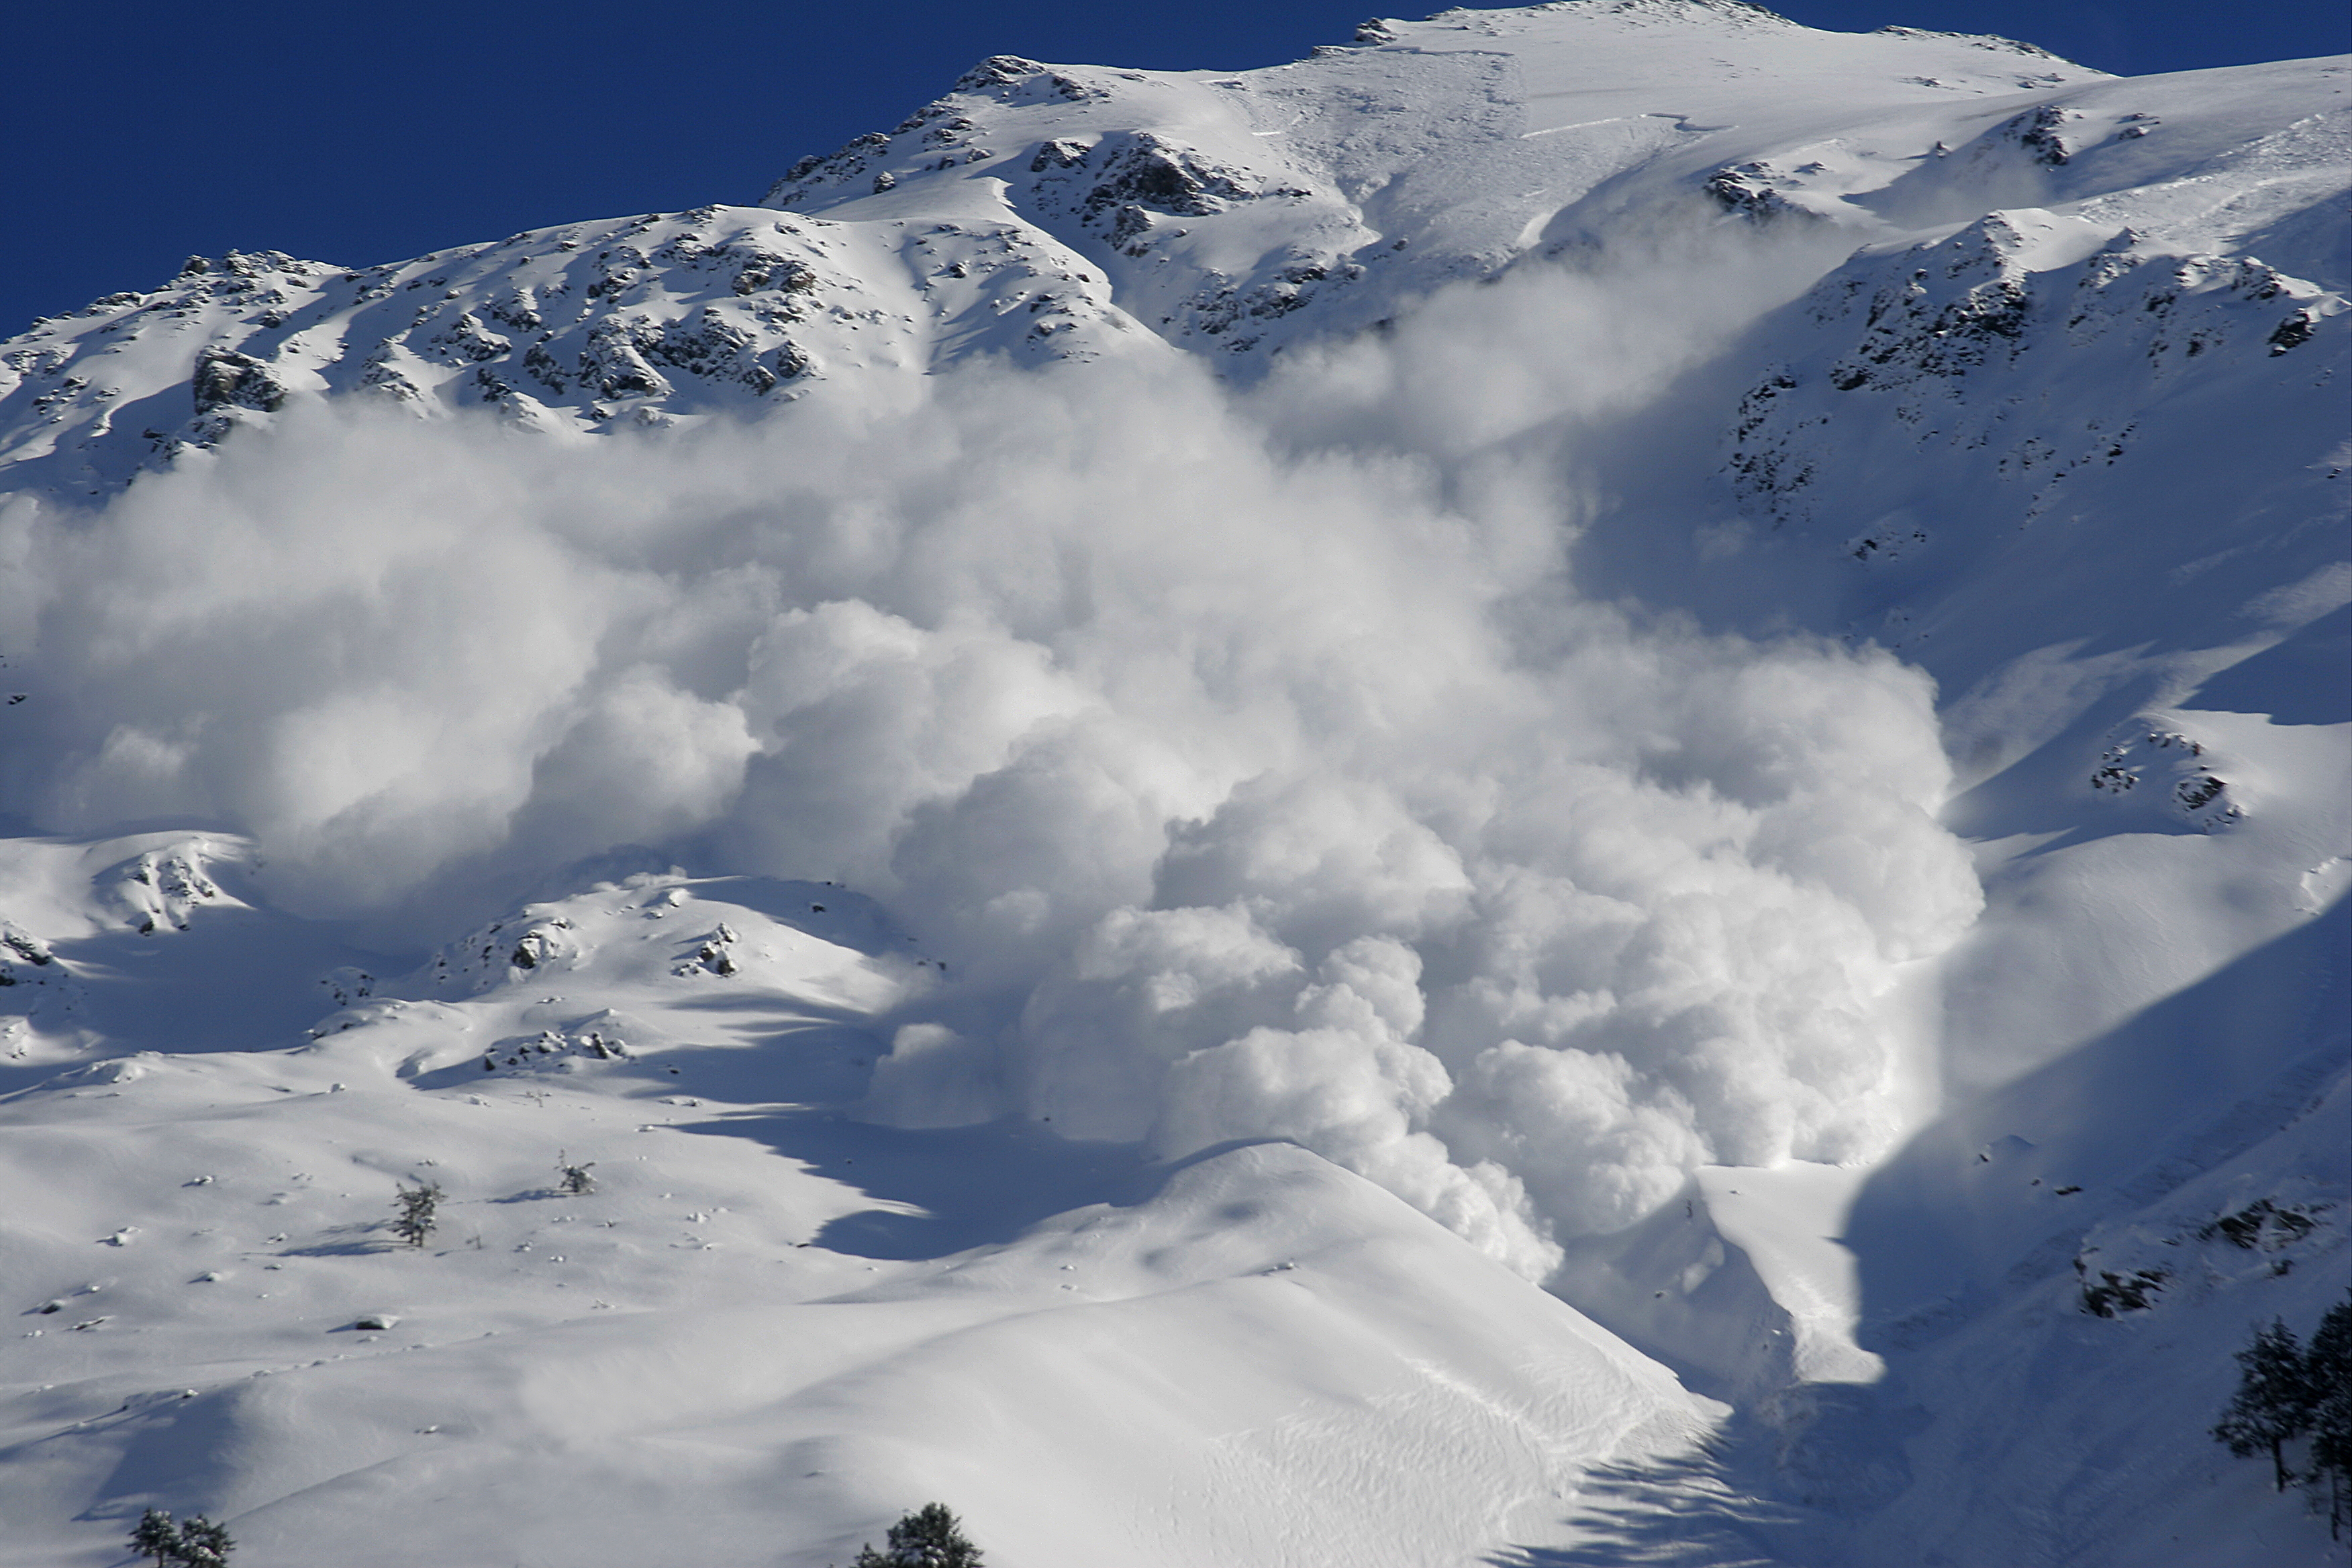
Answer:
[0, 247, 1981, 1277]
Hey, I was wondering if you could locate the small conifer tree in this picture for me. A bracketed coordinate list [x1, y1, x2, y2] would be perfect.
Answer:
[391, 1180, 444, 1248]
[175, 1515, 234, 1567]
[556, 1151, 595, 1195]
[129, 1508, 180, 1568]
[852, 1502, 983, 1567]
[2308, 1291, 2352, 1538]
[2215, 1318, 2320, 1491]
[126, 1508, 234, 1566]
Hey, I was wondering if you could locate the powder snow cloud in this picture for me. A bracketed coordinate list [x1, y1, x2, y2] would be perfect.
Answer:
[0, 249, 1982, 1277]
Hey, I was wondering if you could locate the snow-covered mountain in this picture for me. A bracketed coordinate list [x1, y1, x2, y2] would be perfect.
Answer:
[1, 5, 2345, 1565]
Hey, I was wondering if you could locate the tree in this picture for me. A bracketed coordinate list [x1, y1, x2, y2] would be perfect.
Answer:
[390, 1180, 444, 1248]
[129, 1508, 180, 1568]
[175, 1516, 234, 1568]
[556, 1151, 595, 1195]
[2215, 1318, 2319, 1491]
[125, 1509, 234, 1567]
[852, 1502, 983, 1567]
[2309, 1291, 2352, 1538]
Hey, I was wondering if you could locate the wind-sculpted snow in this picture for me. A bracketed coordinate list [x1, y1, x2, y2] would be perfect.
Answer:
[0, 332, 1981, 1272]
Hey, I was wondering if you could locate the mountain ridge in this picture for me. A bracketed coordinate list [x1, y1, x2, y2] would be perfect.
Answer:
[0, 1, 2163, 501]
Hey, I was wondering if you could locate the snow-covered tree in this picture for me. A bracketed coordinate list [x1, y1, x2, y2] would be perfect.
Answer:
[391, 1180, 444, 1248]
[174, 1516, 234, 1567]
[2215, 1318, 2319, 1491]
[129, 1508, 180, 1567]
[2309, 1291, 2352, 1538]
[125, 1509, 234, 1567]
[852, 1502, 983, 1567]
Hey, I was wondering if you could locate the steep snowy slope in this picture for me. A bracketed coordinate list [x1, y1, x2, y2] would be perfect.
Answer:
[0, 842, 1718, 1568]
[1, 4, 2346, 1565]
[0, 211, 1144, 500]
[1833, 898, 2350, 1567]
[0, 1, 2124, 499]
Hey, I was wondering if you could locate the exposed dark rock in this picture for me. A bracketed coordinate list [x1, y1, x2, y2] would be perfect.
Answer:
[190, 348, 287, 414]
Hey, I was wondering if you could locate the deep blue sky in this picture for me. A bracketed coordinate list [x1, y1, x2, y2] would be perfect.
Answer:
[7, 1, 2345, 334]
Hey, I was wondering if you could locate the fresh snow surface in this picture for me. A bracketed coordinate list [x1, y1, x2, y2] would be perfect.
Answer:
[1, 3, 2347, 1565]
[0, 846, 1717, 1567]
[1690, 1164, 1883, 1390]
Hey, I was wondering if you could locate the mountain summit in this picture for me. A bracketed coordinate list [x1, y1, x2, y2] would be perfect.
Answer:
[0, 1, 2136, 495]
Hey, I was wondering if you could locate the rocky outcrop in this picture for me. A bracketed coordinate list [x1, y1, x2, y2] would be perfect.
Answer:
[1727, 215, 2345, 528]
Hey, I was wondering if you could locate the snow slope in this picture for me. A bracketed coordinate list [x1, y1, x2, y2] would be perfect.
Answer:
[1, 3, 2346, 1564]
[0, 1, 2126, 498]
[0, 845, 1717, 1567]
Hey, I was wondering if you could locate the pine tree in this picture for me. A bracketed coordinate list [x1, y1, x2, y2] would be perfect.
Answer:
[391, 1180, 444, 1248]
[129, 1508, 180, 1568]
[556, 1151, 595, 1195]
[2215, 1318, 2319, 1491]
[126, 1506, 235, 1566]
[851, 1502, 983, 1567]
[2308, 1290, 2352, 1538]
[175, 1514, 234, 1567]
